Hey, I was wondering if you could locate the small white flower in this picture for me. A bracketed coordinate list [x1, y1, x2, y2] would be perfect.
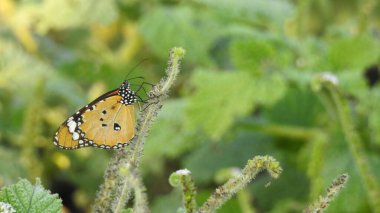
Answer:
[176, 169, 191, 175]
[0, 202, 16, 213]
[230, 168, 242, 177]
[321, 72, 339, 85]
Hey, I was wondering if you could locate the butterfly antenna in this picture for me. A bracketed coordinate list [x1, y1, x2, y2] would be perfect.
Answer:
[136, 82, 154, 95]
[123, 58, 149, 80]
[141, 98, 160, 111]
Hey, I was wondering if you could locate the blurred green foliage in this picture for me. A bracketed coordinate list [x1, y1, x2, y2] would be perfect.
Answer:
[0, 0, 380, 212]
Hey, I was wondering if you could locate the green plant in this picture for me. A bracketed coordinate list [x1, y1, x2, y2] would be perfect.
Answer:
[1, 1, 379, 212]
[0, 179, 62, 213]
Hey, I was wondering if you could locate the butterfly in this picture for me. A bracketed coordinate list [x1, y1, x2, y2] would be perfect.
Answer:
[53, 80, 139, 150]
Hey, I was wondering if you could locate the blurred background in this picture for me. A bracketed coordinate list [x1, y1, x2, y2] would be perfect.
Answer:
[1, 0, 380, 212]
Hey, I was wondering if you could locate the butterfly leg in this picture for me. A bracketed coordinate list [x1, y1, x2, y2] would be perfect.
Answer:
[135, 82, 154, 94]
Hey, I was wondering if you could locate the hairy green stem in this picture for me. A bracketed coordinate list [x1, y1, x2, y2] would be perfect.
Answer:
[19, 79, 46, 179]
[328, 85, 380, 211]
[111, 102, 159, 213]
[314, 74, 380, 212]
[114, 171, 131, 213]
[129, 47, 185, 167]
[358, 0, 377, 34]
[114, 163, 149, 213]
[92, 47, 185, 212]
[112, 47, 184, 211]
[307, 134, 328, 201]
[237, 190, 255, 213]
[215, 168, 256, 213]
[295, 0, 311, 37]
[169, 169, 197, 213]
[239, 121, 322, 141]
[132, 172, 149, 213]
[93, 150, 127, 212]
[239, 121, 328, 202]
[197, 156, 282, 213]
[304, 173, 349, 213]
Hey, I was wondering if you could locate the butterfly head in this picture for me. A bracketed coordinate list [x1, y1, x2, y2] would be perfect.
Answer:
[119, 80, 137, 105]
[121, 80, 130, 88]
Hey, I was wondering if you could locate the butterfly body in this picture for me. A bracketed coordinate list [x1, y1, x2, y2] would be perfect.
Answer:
[54, 81, 137, 150]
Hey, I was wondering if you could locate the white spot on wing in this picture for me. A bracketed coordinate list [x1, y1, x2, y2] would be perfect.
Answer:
[72, 132, 79, 140]
[68, 120, 77, 133]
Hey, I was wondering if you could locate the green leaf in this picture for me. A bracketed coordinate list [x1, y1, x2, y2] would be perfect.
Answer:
[143, 100, 202, 174]
[263, 87, 323, 127]
[252, 74, 287, 105]
[335, 71, 368, 98]
[151, 190, 182, 213]
[0, 149, 26, 185]
[121, 208, 133, 213]
[139, 6, 221, 65]
[249, 164, 309, 212]
[195, 0, 294, 28]
[0, 179, 62, 213]
[196, 190, 241, 213]
[186, 70, 287, 139]
[327, 36, 380, 71]
[184, 132, 276, 183]
[0, 40, 84, 106]
[66, 150, 110, 195]
[230, 38, 276, 75]
[357, 87, 380, 146]
[145, 100, 199, 158]
[320, 134, 371, 212]
[33, 0, 118, 32]
[185, 70, 257, 140]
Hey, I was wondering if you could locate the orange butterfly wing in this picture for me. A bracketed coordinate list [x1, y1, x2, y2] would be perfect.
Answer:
[54, 86, 136, 150]
[78, 96, 135, 149]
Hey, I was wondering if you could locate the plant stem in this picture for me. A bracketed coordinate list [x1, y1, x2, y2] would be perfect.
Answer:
[307, 134, 327, 201]
[237, 190, 255, 213]
[114, 163, 149, 213]
[197, 156, 282, 213]
[358, 0, 377, 34]
[238, 121, 328, 202]
[240, 122, 321, 141]
[169, 169, 197, 213]
[314, 75, 380, 212]
[111, 47, 184, 211]
[328, 85, 380, 212]
[92, 150, 127, 212]
[304, 173, 349, 213]
[129, 47, 185, 167]
[92, 47, 185, 212]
